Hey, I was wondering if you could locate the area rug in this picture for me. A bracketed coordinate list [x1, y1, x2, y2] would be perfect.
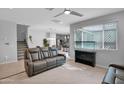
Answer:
[0, 61, 106, 84]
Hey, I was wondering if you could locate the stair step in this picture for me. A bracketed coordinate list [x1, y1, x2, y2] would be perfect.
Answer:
[18, 57, 24, 60]
[17, 44, 27, 47]
[18, 56, 24, 59]
[17, 44, 27, 46]
[18, 58, 23, 60]
[18, 53, 24, 56]
[17, 52, 25, 54]
[17, 49, 25, 51]
[18, 53, 24, 55]
[17, 45, 27, 47]
[17, 42, 27, 43]
[17, 41, 26, 42]
[17, 41, 28, 60]
[17, 48, 27, 51]
[17, 43, 27, 45]
[17, 50, 24, 52]
[18, 55, 24, 58]
[17, 47, 27, 49]
[17, 51, 25, 53]
[17, 41, 27, 44]
[18, 48, 27, 50]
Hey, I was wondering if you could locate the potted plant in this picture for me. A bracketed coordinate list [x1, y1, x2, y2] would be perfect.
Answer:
[43, 38, 49, 47]
[29, 35, 32, 43]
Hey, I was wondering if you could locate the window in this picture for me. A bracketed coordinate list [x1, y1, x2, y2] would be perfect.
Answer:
[74, 22, 117, 50]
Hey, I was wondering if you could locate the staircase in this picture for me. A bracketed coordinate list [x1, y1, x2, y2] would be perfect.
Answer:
[17, 41, 28, 60]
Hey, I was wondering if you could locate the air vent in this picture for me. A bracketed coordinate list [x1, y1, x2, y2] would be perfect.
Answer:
[51, 19, 63, 24]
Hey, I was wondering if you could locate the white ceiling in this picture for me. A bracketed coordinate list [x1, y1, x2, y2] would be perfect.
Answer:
[0, 8, 124, 33]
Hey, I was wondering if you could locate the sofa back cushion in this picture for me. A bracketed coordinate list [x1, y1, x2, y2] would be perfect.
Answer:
[50, 47, 58, 57]
[41, 47, 51, 58]
[28, 48, 41, 62]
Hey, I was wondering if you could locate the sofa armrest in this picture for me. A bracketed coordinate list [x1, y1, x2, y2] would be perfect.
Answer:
[24, 59, 34, 76]
[109, 64, 124, 70]
[58, 54, 66, 60]
[102, 66, 116, 84]
[58, 54, 64, 56]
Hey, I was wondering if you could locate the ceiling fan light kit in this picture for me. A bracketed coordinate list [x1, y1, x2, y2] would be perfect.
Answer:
[64, 10, 71, 15]
[53, 8, 83, 17]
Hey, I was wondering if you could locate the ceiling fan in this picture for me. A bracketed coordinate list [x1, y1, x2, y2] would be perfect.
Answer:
[54, 8, 83, 17]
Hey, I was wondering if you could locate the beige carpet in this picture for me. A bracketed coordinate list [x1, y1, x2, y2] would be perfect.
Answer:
[0, 60, 25, 80]
[0, 60, 106, 84]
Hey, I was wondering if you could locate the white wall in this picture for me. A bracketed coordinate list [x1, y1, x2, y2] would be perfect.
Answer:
[27, 26, 69, 48]
[27, 29, 46, 48]
[0, 19, 17, 63]
[70, 11, 124, 68]
[46, 32, 56, 47]
[17, 24, 28, 41]
[27, 29, 57, 48]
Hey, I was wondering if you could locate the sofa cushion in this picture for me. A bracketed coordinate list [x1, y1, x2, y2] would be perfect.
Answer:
[50, 47, 58, 57]
[115, 69, 124, 83]
[102, 64, 124, 84]
[28, 48, 41, 62]
[39, 51, 44, 59]
[52, 51, 58, 56]
[115, 77, 124, 84]
[33, 60, 47, 72]
[43, 51, 49, 58]
[41, 47, 51, 58]
[53, 56, 65, 65]
[45, 58, 56, 66]
[55, 56, 65, 61]
[116, 68, 124, 76]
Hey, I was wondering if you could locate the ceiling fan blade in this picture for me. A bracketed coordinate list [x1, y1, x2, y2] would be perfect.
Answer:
[45, 8, 54, 11]
[54, 12, 64, 17]
[70, 11, 83, 17]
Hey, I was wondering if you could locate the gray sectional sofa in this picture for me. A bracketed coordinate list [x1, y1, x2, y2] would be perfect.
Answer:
[24, 47, 66, 77]
[102, 64, 124, 84]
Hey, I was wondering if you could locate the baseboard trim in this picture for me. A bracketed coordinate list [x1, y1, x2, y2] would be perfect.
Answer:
[0, 71, 25, 80]
[96, 64, 107, 69]
[69, 57, 107, 69]
[0, 60, 18, 64]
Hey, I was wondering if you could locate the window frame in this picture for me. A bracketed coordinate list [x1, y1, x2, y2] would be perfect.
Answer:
[74, 22, 118, 51]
